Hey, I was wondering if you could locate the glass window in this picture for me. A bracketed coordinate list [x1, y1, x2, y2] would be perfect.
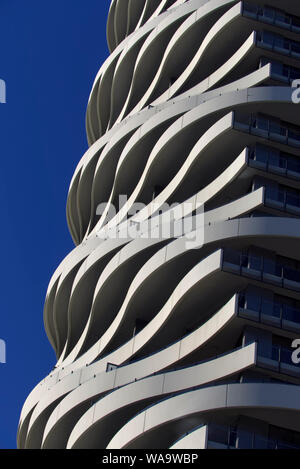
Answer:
[292, 16, 300, 29]
[280, 347, 292, 364]
[284, 266, 300, 283]
[259, 57, 270, 68]
[283, 38, 291, 51]
[263, 256, 278, 275]
[253, 115, 268, 130]
[254, 145, 268, 163]
[286, 188, 299, 207]
[208, 425, 228, 446]
[238, 292, 246, 308]
[278, 156, 287, 169]
[248, 253, 262, 270]
[228, 426, 237, 447]
[275, 10, 290, 25]
[264, 7, 275, 19]
[290, 67, 300, 80]
[288, 127, 300, 141]
[291, 40, 300, 55]
[287, 156, 300, 172]
[282, 64, 290, 77]
[263, 31, 276, 46]
[272, 344, 280, 361]
[244, 3, 258, 15]
[223, 249, 241, 266]
[246, 292, 261, 311]
[274, 35, 286, 49]
[268, 150, 280, 166]
[283, 305, 299, 323]
[261, 298, 277, 316]
[265, 184, 284, 202]
[269, 120, 282, 134]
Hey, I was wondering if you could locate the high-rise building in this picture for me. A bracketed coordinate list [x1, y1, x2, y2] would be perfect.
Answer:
[18, 0, 300, 449]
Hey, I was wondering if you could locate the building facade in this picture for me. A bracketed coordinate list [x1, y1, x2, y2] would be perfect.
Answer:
[18, 0, 300, 449]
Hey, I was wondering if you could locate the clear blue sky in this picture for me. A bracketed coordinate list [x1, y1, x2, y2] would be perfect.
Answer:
[0, 0, 110, 448]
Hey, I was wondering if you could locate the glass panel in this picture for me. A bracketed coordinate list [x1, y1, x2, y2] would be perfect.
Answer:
[283, 305, 300, 323]
[241, 254, 248, 268]
[208, 425, 228, 446]
[261, 298, 276, 316]
[267, 439, 277, 449]
[270, 120, 282, 134]
[254, 116, 268, 130]
[282, 64, 290, 77]
[268, 151, 280, 166]
[223, 249, 241, 265]
[275, 10, 291, 25]
[246, 292, 261, 311]
[288, 128, 300, 141]
[253, 145, 266, 162]
[254, 434, 269, 449]
[291, 41, 300, 55]
[277, 188, 285, 203]
[286, 189, 299, 207]
[272, 345, 280, 361]
[280, 347, 292, 364]
[284, 266, 300, 283]
[265, 185, 284, 202]
[290, 67, 300, 80]
[262, 31, 276, 46]
[259, 57, 270, 68]
[248, 254, 262, 270]
[263, 257, 277, 275]
[274, 35, 286, 49]
[263, 8, 275, 21]
[228, 426, 237, 447]
[244, 3, 258, 15]
[292, 16, 300, 28]
[287, 157, 300, 172]
[278, 156, 287, 169]
[273, 301, 282, 318]
[209, 424, 300, 449]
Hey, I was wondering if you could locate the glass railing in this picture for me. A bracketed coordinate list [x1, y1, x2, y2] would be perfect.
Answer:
[262, 59, 300, 83]
[234, 112, 300, 147]
[239, 293, 300, 325]
[256, 31, 300, 57]
[264, 185, 300, 212]
[248, 145, 300, 179]
[222, 249, 300, 287]
[208, 424, 238, 448]
[271, 344, 295, 366]
[208, 423, 300, 449]
[243, 3, 300, 33]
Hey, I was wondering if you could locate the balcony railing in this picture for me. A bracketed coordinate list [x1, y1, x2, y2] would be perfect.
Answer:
[271, 344, 295, 365]
[248, 145, 300, 181]
[234, 112, 300, 148]
[264, 184, 300, 215]
[261, 58, 300, 83]
[243, 3, 300, 34]
[265, 190, 300, 213]
[238, 292, 300, 333]
[256, 30, 300, 58]
[208, 423, 300, 449]
[222, 249, 300, 292]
